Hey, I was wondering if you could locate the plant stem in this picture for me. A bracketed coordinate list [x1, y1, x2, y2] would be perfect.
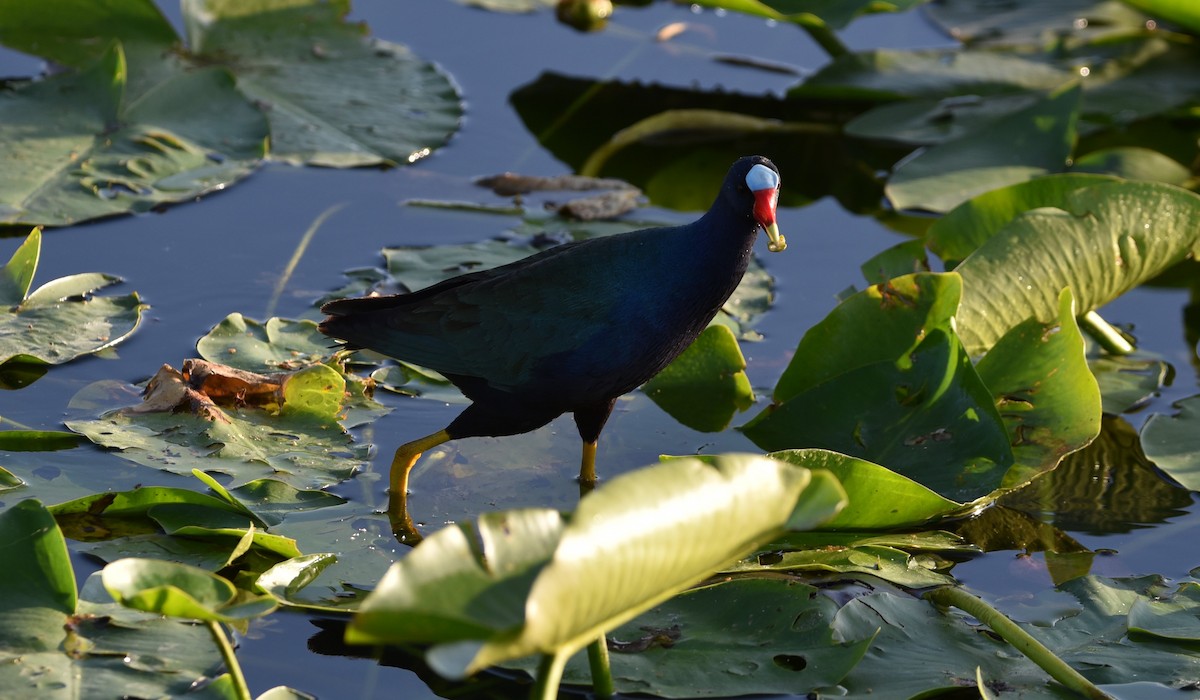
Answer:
[531, 650, 569, 700]
[799, 20, 848, 58]
[924, 587, 1111, 700]
[206, 620, 252, 700]
[1079, 310, 1134, 355]
[587, 634, 614, 698]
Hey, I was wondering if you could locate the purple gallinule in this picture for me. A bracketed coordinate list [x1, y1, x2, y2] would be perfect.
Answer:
[320, 155, 784, 528]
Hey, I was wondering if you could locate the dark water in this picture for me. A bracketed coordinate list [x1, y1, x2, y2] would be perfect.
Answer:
[2, 2, 1198, 698]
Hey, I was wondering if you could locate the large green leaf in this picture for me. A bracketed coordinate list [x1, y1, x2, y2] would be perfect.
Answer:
[0, 230, 146, 368]
[976, 289, 1101, 487]
[347, 455, 846, 679]
[1141, 394, 1200, 492]
[767, 449, 963, 528]
[925, 173, 1118, 266]
[0, 500, 76, 652]
[1128, 581, 1200, 641]
[1118, 0, 1200, 34]
[643, 325, 754, 432]
[182, 0, 462, 166]
[954, 180, 1200, 354]
[885, 83, 1082, 213]
[744, 274, 1013, 502]
[197, 314, 333, 372]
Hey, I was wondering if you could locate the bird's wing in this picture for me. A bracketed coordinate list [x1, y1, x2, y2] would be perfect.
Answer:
[321, 234, 656, 388]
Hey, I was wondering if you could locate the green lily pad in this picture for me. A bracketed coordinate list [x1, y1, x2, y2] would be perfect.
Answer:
[346, 455, 847, 680]
[65, 371, 370, 489]
[793, 48, 1071, 101]
[1141, 394, 1200, 492]
[103, 557, 277, 623]
[1128, 581, 1200, 642]
[925, 0, 1148, 47]
[832, 575, 1200, 697]
[689, 0, 927, 30]
[954, 180, 1200, 354]
[0, 430, 84, 451]
[1070, 146, 1192, 184]
[1089, 350, 1169, 414]
[925, 173, 1117, 266]
[976, 289, 1102, 488]
[1116, 0, 1200, 35]
[547, 578, 875, 697]
[0, 45, 268, 226]
[885, 83, 1082, 213]
[0, 500, 223, 698]
[767, 449, 964, 528]
[859, 239, 930, 284]
[183, 0, 462, 166]
[0, 230, 146, 368]
[845, 94, 1041, 147]
[197, 314, 333, 372]
[643, 325, 754, 432]
[730, 543, 956, 588]
[744, 274, 1013, 503]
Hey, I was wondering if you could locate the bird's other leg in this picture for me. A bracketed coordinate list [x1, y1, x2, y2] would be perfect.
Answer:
[574, 399, 616, 497]
[386, 428, 452, 545]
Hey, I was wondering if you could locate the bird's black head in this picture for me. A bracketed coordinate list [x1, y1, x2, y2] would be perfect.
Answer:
[723, 156, 785, 253]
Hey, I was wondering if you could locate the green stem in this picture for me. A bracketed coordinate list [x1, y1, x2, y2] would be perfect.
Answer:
[587, 634, 614, 698]
[205, 621, 252, 700]
[1079, 310, 1134, 355]
[924, 587, 1111, 700]
[530, 650, 569, 700]
[798, 20, 848, 58]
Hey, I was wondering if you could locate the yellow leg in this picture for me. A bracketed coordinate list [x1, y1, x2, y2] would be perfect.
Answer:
[578, 439, 598, 497]
[386, 429, 452, 545]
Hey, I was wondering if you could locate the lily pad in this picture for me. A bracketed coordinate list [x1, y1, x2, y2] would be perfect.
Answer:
[885, 83, 1082, 213]
[549, 578, 875, 697]
[0, 230, 146, 368]
[183, 0, 462, 166]
[1141, 394, 1200, 492]
[743, 273, 1014, 503]
[925, 173, 1117, 266]
[0, 45, 268, 226]
[197, 314, 333, 372]
[954, 180, 1200, 354]
[831, 575, 1200, 697]
[643, 325, 754, 432]
[690, 0, 927, 30]
[976, 289, 1102, 487]
[103, 557, 277, 623]
[1089, 350, 1169, 414]
[0, 500, 223, 698]
[346, 454, 847, 680]
[65, 366, 369, 489]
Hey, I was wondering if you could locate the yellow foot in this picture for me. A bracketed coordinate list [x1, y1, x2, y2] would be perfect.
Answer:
[578, 440, 598, 497]
[385, 429, 452, 546]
